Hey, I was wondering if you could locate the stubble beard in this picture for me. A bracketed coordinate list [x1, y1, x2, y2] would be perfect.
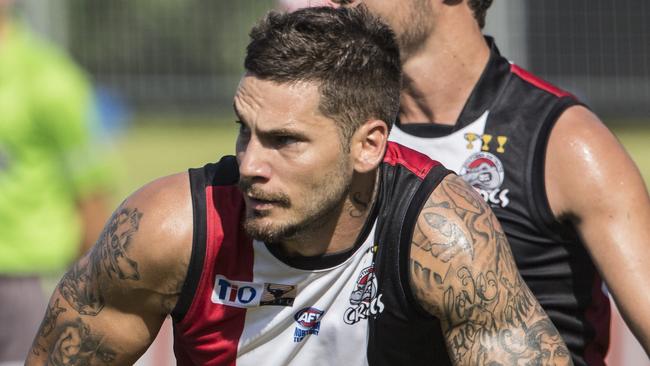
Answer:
[393, 0, 435, 61]
[242, 158, 353, 245]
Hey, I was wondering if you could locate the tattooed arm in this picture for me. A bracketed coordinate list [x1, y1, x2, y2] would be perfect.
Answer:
[409, 174, 573, 366]
[26, 173, 193, 366]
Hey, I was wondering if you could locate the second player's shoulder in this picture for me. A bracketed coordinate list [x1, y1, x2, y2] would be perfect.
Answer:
[545, 105, 639, 217]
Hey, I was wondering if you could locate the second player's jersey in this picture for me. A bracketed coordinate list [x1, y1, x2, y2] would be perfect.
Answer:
[389, 38, 610, 366]
[172, 142, 452, 365]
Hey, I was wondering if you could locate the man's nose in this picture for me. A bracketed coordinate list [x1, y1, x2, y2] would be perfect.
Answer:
[237, 138, 272, 181]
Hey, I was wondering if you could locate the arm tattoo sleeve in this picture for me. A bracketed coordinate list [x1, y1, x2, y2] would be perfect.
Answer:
[47, 318, 117, 365]
[410, 175, 573, 365]
[58, 207, 143, 316]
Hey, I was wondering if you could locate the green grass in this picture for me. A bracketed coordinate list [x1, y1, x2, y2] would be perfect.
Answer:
[112, 118, 239, 202]
[110, 118, 650, 205]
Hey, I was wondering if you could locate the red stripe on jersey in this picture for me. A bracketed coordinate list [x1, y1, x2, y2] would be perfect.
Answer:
[583, 274, 611, 366]
[174, 185, 253, 366]
[510, 64, 574, 99]
[383, 141, 441, 180]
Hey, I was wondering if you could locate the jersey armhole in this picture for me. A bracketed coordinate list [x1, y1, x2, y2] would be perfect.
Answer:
[527, 97, 584, 240]
[399, 165, 453, 317]
[171, 167, 208, 323]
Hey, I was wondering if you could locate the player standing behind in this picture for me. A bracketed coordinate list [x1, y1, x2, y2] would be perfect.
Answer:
[330, 0, 650, 365]
[26, 7, 571, 366]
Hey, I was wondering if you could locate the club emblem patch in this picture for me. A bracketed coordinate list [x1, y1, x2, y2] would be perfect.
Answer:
[343, 265, 385, 325]
[460, 152, 510, 207]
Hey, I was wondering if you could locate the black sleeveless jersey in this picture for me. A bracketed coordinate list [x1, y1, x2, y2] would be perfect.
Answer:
[172, 142, 453, 365]
[389, 38, 610, 366]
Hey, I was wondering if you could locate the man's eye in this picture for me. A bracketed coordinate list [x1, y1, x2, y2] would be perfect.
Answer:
[275, 135, 298, 146]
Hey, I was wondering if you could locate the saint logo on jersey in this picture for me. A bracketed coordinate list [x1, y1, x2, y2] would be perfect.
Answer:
[343, 265, 385, 325]
[211, 275, 296, 308]
[293, 307, 324, 342]
[460, 152, 510, 208]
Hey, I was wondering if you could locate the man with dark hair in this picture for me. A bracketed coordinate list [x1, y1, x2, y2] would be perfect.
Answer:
[331, 0, 650, 365]
[26, 7, 570, 365]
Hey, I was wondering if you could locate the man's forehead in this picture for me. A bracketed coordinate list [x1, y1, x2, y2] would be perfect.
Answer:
[234, 76, 330, 127]
[237, 74, 318, 99]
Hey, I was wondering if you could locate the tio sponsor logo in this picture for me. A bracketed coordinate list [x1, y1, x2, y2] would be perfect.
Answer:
[211, 275, 264, 308]
[293, 307, 324, 343]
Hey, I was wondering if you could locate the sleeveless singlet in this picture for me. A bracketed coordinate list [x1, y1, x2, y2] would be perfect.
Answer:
[389, 37, 610, 366]
[171, 142, 452, 365]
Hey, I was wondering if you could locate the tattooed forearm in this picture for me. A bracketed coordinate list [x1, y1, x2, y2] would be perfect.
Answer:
[410, 174, 573, 365]
[31, 299, 68, 356]
[59, 207, 143, 316]
[47, 318, 117, 366]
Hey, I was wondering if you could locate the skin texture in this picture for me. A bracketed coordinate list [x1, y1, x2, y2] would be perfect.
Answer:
[233, 74, 386, 256]
[410, 174, 571, 365]
[334, 0, 650, 358]
[26, 173, 193, 365]
[26, 74, 569, 365]
[545, 106, 650, 354]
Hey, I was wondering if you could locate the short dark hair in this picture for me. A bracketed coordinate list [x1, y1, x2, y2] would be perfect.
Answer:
[468, 0, 493, 28]
[245, 7, 401, 145]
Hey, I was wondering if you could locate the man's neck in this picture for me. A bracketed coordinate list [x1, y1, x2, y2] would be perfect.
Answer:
[399, 13, 490, 126]
[279, 170, 379, 258]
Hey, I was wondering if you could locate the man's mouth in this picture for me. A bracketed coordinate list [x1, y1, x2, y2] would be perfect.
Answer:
[247, 196, 280, 210]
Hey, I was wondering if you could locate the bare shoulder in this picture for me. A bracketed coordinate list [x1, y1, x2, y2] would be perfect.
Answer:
[546, 105, 645, 218]
[409, 173, 517, 317]
[26, 173, 195, 365]
[59, 172, 194, 317]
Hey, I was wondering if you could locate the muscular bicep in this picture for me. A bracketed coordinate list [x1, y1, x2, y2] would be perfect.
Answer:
[546, 106, 650, 352]
[409, 174, 572, 365]
[27, 174, 193, 365]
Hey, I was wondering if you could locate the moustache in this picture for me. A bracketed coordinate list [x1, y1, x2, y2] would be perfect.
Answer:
[238, 179, 291, 208]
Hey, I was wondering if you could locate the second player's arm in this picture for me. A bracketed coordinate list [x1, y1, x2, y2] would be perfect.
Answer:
[25, 173, 193, 365]
[409, 174, 573, 365]
[546, 106, 650, 355]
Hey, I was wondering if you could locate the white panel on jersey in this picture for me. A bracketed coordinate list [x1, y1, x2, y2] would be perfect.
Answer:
[388, 110, 489, 173]
[236, 223, 379, 366]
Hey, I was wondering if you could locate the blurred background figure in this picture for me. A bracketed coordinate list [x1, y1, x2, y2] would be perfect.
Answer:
[0, 0, 115, 364]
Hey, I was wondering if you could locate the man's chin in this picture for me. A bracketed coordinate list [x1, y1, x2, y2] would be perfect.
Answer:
[243, 218, 296, 243]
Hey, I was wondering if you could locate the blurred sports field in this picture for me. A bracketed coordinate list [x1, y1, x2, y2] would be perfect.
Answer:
[111, 116, 650, 204]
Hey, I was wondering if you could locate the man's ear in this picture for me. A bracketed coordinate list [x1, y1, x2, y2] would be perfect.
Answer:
[350, 119, 389, 173]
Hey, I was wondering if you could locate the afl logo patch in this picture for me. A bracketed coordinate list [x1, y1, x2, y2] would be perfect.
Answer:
[293, 307, 324, 342]
[460, 152, 510, 208]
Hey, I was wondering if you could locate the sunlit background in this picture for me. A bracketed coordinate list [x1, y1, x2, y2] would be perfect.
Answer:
[7, 0, 650, 364]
